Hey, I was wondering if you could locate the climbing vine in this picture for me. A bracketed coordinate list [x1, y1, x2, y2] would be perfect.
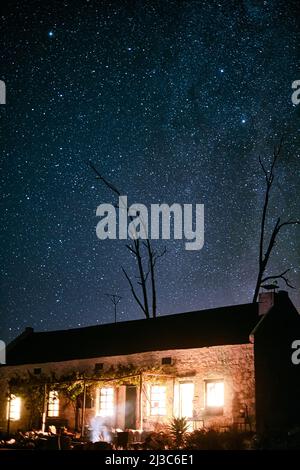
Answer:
[7, 362, 174, 430]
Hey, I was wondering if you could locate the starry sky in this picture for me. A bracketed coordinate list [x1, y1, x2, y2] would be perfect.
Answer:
[1, 0, 300, 344]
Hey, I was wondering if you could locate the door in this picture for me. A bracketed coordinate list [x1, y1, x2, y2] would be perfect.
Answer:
[125, 386, 137, 429]
[174, 382, 194, 418]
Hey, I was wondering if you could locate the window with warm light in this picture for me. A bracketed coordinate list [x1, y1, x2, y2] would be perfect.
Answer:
[206, 380, 224, 408]
[98, 387, 114, 417]
[150, 385, 167, 416]
[8, 395, 21, 421]
[48, 390, 59, 417]
[174, 382, 194, 418]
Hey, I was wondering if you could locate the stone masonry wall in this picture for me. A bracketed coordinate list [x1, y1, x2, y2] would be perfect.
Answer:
[0, 343, 255, 435]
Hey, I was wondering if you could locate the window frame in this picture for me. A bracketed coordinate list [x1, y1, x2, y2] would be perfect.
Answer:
[205, 379, 224, 415]
[48, 390, 59, 418]
[7, 394, 21, 421]
[97, 387, 115, 417]
[149, 384, 167, 416]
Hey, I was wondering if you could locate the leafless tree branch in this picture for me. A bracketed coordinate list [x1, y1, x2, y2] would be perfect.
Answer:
[253, 137, 299, 301]
[153, 246, 167, 268]
[88, 161, 122, 197]
[90, 161, 166, 318]
[261, 269, 295, 289]
[122, 267, 148, 318]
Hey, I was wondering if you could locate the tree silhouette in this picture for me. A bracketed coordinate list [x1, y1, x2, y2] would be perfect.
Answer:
[89, 162, 166, 318]
[253, 138, 299, 302]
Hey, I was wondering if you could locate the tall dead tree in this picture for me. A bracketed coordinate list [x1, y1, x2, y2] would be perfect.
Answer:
[253, 138, 299, 302]
[89, 162, 166, 318]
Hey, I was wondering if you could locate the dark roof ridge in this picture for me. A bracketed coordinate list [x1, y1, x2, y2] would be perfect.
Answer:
[22, 302, 256, 337]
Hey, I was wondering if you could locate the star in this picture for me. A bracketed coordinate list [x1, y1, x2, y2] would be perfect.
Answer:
[1, 0, 299, 344]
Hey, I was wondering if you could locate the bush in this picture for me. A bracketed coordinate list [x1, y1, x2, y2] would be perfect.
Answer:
[252, 428, 300, 450]
[169, 417, 190, 449]
[143, 432, 173, 450]
[185, 429, 221, 450]
[185, 428, 253, 450]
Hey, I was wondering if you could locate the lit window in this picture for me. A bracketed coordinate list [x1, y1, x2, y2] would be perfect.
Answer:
[150, 385, 167, 416]
[206, 380, 224, 408]
[174, 382, 194, 418]
[48, 390, 59, 417]
[98, 387, 114, 417]
[7, 395, 21, 421]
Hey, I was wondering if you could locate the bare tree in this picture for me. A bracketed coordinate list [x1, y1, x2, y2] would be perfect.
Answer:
[253, 138, 300, 302]
[89, 162, 166, 318]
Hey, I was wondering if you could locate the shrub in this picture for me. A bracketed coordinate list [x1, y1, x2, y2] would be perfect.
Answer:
[169, 417, 189, 448]
[185, 428, 253, 450]
[252, 428, 300, 450]
[143, 432, 173, 450]
[186, 429, 221, 450]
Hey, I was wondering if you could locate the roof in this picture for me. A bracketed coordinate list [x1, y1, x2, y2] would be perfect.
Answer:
[5, 302, 259, 365]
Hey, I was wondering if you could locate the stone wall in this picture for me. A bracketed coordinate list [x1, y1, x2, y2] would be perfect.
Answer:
[0, 343, 255, 436]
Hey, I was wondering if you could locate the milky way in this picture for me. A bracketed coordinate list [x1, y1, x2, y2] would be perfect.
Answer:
[1, 0, 300, 343]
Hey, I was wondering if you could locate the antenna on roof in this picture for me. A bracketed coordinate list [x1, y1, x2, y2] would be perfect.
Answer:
[105, 294, 122, 323]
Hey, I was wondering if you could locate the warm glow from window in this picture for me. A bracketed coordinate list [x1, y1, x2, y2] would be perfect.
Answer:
[206, 381, 224, 408]
[48, 390, 59, 417]
[98, 387, 114, 417]
[150, 385, 167, 416]
[174, 383, 194, 418]
[8, 395, 21, 421]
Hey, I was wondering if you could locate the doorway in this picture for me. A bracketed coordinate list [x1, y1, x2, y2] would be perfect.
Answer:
[174, 382, 194, 418]
[125, 385, 137, 429]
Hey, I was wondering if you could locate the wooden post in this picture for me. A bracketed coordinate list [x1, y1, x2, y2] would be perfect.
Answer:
[81, 381, 87, 438]
[6, 392, 11, 437]
[139, 373, 143, 431]
[172, 377, 175, 418]
[41, 383, 47, 432]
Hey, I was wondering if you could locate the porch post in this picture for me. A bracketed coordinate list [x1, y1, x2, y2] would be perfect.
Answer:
[139, 373, 143, 431]
[41, 382, 47, 432]
[81, 380, 87, 438]
[6, 390, 11, 437]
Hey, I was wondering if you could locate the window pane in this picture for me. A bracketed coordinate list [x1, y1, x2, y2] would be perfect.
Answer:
[150, 385, 166, 416]
[98, 387, 114, 417]
[48, 390, 59, 417]
[8, 395, 21, 421]
[180, 383, 194, 418]
[206, 381, 224, 407]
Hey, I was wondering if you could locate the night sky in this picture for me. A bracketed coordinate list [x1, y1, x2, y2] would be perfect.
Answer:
[1, 0, 300, 344]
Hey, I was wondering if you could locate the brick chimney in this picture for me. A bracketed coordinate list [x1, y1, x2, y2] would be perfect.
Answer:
[258, 290, 289, 315]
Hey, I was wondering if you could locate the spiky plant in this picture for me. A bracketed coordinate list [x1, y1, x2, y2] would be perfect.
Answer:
[169, 417, 189, 448]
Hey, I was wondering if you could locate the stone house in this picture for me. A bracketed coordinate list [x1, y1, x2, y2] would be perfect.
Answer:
[0, 290, 299, 439]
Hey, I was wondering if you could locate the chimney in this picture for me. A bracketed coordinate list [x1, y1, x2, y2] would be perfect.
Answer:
[258, 290, 289, 315]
